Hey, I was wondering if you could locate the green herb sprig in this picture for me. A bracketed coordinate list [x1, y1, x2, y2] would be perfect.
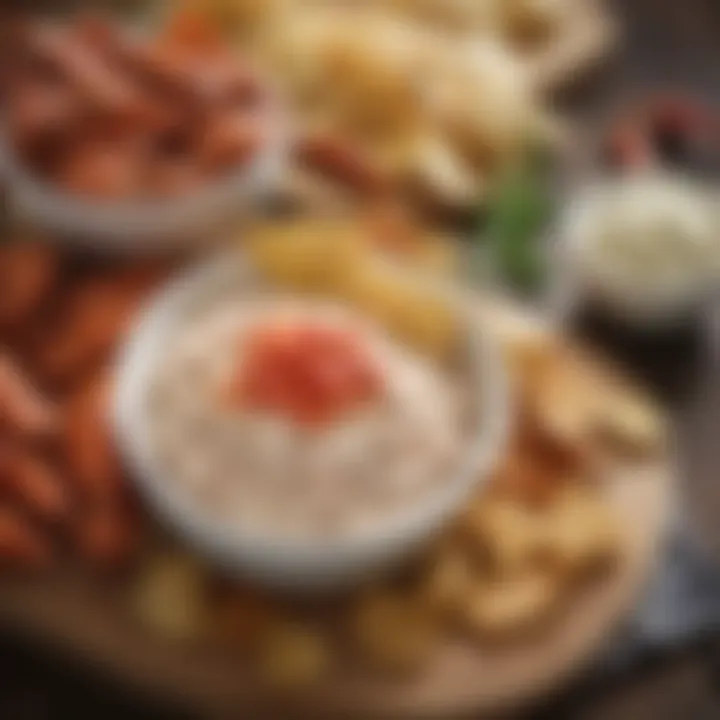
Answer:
[481, 150, 555, 294]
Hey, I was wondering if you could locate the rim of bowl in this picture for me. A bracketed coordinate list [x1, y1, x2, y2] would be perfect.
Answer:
[110, 253, 511, 571]
[0, 115, 288, 245]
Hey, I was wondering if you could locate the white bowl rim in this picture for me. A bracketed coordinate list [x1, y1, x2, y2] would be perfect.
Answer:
[111, 253, 511, 571]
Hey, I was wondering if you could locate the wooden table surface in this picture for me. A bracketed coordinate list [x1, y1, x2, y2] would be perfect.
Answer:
[3, 0, 720, 718]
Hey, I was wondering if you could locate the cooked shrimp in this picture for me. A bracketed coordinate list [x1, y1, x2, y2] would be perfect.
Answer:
[63, 374, 123, 501]
[0, 353, 57, 438]
[0, 447, 69, 522]
[0, 242, 60, 330]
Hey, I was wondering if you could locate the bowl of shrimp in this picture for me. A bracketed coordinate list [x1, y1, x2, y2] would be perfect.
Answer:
[0, 11, 287, 248]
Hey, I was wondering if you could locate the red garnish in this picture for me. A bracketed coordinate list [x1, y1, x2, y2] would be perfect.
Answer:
[603, 93, 717, 171]
[604, 119, 655, 170]
[229, 320, 384, 426]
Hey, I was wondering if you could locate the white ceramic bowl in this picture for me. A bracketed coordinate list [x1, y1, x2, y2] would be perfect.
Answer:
[549, 173, 720, 328]
[111, 254, 510, 592]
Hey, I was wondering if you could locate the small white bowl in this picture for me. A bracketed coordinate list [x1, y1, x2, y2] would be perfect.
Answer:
[111, 254, 510, 592]
[549, 173, 720, 328]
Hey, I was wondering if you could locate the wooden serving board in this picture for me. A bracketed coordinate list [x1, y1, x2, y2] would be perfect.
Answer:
[0, 296, 674, 719]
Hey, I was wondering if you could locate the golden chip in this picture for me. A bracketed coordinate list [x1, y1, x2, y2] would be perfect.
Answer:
[462, 570, 559, 637]
[596, 389, 666, 454]
[529, 360, 599, 449]
[420, 546, 477, 614]
[245, 219, 365, 295]
[257, 621, 330, 690]
[130, 551, 210, 643]
[462, 497, 545, 573]
[541, 485, 620, 575]
[350, 590, 440, 673]
[502, 0, 568, 42]
[340, 259, 460, 359]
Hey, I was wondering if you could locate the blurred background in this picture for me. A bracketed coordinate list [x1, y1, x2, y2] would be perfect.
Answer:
[2, 0, 720, 718]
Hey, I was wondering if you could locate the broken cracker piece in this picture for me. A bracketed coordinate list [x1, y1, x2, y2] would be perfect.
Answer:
[350, 589, 440, 674]
[258, 621, 330, 690]
[462, 570, 559, 638]
[131, 551, 210, 642]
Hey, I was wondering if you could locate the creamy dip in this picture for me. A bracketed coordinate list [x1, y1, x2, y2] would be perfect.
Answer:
[569, 174, 718, 310]
[145, 298, 468, 540]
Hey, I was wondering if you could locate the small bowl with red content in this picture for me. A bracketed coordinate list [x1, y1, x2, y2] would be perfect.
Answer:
[112, 253, 509, 591]
[602, 92, 719, 174]
[0, 11, 286, 247]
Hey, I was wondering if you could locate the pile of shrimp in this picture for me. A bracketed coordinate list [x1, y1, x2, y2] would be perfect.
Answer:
[0, 238, 172, 569]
